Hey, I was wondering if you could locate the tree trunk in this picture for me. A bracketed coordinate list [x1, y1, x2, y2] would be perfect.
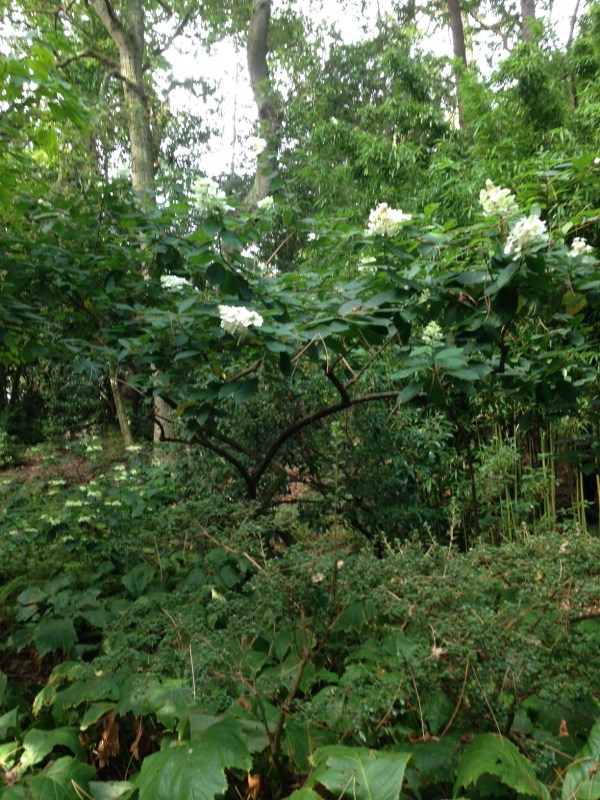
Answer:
[89, 0, 172, 444]
[447, 0, 467, 65]
[245, 0, 281, 207]
[520, 0, 536, 41]
[446, 0, 467, 129]
[109, 364, 134, 447]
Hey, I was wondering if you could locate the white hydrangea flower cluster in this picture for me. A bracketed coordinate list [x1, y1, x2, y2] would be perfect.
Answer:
[366, 203, 412, 236]
[257, 195, 274, 211]
[479, 179, 519, 218]
[257, 261, 279, 277]
[504, 215, 548, 258]
[160, 274, 192, 292]
[358, 256, 377, 275]
[218, 304, 264, 336]
[192, 177, 230, 215]
[421, 321, 444, 346]
[568, 236, 594, 258]
[248, 136, 267, 154]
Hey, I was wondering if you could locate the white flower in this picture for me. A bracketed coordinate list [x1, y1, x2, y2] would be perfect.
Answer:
[358, 256, 377, 275]
[479, 179, 519, 218]
[257, 195, 274, 211]
[568, 237, 594, 258]
[192, 177, 230, 215]
[336, 560, 345, 570]
[311, 572, 325, 584]
[161, 274, 192, 292]
[218, 304, 264, 336]
[366, 203, 412, 236]
[504, 215, 548, 258]
[421, 321, 444, 346]
[248, 136, 267, 154]
[85, 443, 103, 453]
[257, 261, 279, 277]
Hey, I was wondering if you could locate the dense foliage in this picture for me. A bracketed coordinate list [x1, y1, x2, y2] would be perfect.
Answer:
[1, 1, 600, 798]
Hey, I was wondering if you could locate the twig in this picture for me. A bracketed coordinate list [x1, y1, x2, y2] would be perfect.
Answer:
[189, 643, 196, 700]
[201, 528, 264, 572]
[406, 662, 426, 740]
[440, 657, 470, 737]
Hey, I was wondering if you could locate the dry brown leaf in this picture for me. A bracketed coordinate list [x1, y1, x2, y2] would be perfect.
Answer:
[130, 717, 144, 761]
[589, 761, 598, 779]
[246, 772, 261, 800]
[430, 644, 445, 660]
[408, 732, 432, 744]
[98, 711, 120, 768]
[559, 718, 569, 738]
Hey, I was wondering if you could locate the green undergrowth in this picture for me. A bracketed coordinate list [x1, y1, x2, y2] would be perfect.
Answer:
[1, 447, 599, 799]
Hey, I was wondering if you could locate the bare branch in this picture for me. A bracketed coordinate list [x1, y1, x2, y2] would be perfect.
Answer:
[55, 49, 118, 71]
[151, 5, 195, 58]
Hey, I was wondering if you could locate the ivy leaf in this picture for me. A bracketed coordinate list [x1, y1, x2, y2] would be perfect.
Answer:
[561, 718, 600, 799]
[453, 734, 550, 799]
[135, 719, 252, 800]
[306, 745, 411, 800]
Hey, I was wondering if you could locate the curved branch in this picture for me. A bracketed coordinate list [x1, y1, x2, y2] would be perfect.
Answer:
[55, 49, 118, 70]
[249, 390, 400, 488]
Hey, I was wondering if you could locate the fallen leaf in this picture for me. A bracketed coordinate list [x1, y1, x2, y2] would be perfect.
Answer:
[130, 717, 144, 761]
[246, 772, 261, 799]
[98, 711, 120, 768]
[559, 718, 569, 737]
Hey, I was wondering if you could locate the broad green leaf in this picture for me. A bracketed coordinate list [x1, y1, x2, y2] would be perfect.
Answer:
[31, 619, 77, 656]
[136, 719, 252, 800]
[453, 734, 550, 799]
[25, 757, 95, 800]
[80, 703, 118, 730]
[0, 707, 18, 738]
[561, 718, 600, 800]
[89, 781, 135, 800]
[285, 791, 322, 800]
[307, 745, 411, 800]
[21, 727, 83, 769]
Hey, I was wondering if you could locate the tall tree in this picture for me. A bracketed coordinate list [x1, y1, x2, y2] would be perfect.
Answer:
[521, 0, 536, 41]
[445, 0, 468, 128]
[86, 0, 175, 443]
[245, 0, 281, 207]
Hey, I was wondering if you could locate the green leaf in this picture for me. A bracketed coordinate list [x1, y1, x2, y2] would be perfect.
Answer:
[453, 734, 550, 799]
[89, 781, 135, 800]
[31, 619, 77, 656]
[136, 719, 252, 800]
[0, 707, 18, 739]
[307, 745, 411, 800]
[21, 727, 84, 770]
[0, 671, 7, 704]
[561, 718, 600, 800]
[24, 757, 95, 800]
